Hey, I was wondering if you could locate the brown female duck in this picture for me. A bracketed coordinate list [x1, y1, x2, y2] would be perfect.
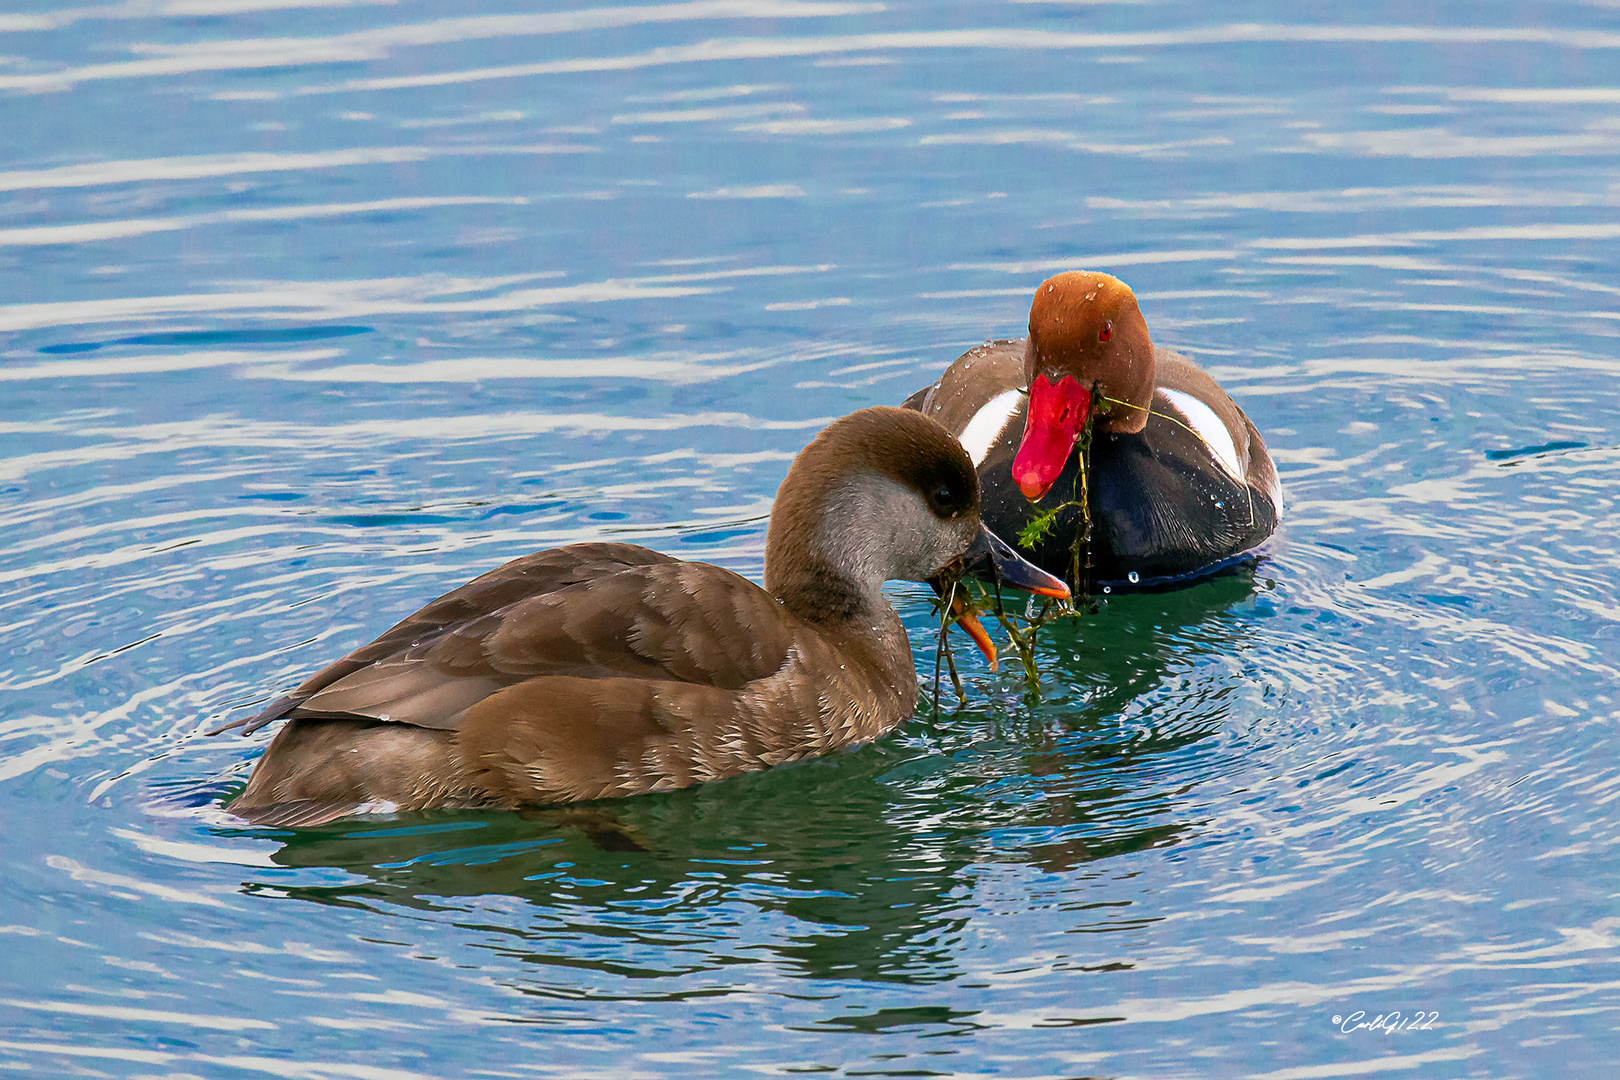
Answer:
[904, 271, 1282, 588]
[218, 406, 1067, 827]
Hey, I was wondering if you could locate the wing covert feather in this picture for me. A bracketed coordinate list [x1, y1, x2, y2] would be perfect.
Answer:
[483, 562, 795, 689]
[222, 544, 680, 734]
[232, 545, 796, 736]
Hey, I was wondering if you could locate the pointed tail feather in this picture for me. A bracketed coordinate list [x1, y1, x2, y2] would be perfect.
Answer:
[206, 693, 304, 737]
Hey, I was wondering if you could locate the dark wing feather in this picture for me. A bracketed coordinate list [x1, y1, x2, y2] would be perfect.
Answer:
[901, 339, 1025, 436]
[453, 563, 806, 801]
[899, 383, 934, 412]
[462, 561, 797, 686]
[213, 544, 681, 735]
[625, 562, 800, 689]
[221, 546, 798, 740]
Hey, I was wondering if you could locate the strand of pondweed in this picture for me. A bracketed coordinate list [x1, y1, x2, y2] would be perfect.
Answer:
[929, 573, 970, 710]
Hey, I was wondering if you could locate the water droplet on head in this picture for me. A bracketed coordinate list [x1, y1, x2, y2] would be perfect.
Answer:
[1215, 501, 1224, 509]
[1127, 571, 1139, 584]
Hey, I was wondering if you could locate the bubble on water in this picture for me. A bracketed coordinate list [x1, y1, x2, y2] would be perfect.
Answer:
[1127, 571, 1139, 584]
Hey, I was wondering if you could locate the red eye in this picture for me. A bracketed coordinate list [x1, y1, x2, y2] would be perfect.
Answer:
[1099, 322, 1112, 342]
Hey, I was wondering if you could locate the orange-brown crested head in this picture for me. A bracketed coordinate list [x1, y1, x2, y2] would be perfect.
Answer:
[1023, 271, 1154, 435]
[1010, 271, 1155, 501]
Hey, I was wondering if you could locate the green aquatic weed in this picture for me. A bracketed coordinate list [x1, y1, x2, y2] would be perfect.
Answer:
[1016, 502, 1066, 550]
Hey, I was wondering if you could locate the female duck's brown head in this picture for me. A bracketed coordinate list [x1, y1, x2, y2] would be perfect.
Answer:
[765, 406, 983, 619]
[1013, 271, 1155, 501]
[767, 407, 1068, 648]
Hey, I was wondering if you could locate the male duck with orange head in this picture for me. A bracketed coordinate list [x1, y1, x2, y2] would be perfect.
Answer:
[903, 271, 1281, 589]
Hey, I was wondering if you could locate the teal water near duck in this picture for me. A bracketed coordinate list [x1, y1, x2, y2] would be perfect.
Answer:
[3, 2, 1619, 1076]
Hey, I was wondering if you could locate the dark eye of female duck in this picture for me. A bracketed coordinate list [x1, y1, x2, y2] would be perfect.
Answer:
[923, 472, 972, 518]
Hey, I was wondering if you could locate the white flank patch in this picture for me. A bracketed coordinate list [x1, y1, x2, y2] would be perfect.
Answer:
[957, 388, 1024, 466]
[1160, 387, 1244, 481]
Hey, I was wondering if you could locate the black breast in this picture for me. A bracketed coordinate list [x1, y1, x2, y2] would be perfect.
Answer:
[971, 401, 1278, 589]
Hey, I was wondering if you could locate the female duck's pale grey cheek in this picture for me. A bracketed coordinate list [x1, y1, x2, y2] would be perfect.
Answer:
[955, 515, 980, 556]
[817, 473, 973, 583]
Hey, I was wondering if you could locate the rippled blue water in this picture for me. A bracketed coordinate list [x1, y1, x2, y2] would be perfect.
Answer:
[4, 1, 1619, 1076]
